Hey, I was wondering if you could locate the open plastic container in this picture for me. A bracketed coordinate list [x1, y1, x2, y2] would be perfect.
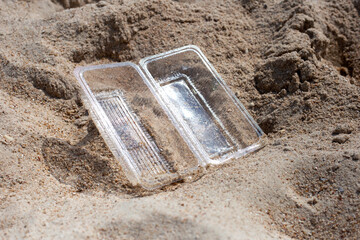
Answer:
[74, 45, 264, 189]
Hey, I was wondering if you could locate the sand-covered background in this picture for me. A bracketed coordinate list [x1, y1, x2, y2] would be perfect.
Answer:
[0, 0, 359, 239]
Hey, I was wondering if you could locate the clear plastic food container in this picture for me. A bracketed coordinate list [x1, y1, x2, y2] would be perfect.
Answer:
[74, 45, 264, 189]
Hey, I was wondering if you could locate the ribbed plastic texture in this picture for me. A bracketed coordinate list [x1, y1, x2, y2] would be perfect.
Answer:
[96, 90, 174, 177]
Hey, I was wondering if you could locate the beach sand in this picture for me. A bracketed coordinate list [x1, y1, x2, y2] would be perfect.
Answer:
[0, 0, 359, 239]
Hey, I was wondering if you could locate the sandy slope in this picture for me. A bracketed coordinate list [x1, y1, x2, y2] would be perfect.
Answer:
[0, 0, 359, 239]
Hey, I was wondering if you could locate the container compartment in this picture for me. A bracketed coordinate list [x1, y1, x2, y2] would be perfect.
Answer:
[140, 45, 263, 164]
[75, 63, 200, 189]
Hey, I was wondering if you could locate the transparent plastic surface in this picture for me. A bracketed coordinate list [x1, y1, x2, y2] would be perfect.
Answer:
[74, 45, 264, 189]
[140, 45, 264, 164]
[75, 63, 200, 189]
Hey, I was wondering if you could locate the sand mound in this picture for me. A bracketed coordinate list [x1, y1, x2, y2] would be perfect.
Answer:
[0, 0, 359, 239]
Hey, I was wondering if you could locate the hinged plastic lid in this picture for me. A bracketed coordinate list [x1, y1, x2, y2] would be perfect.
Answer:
[74, 45, 264, 189]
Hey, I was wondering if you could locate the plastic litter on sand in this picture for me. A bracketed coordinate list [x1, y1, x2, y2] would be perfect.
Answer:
[74, 45, 264, 189]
